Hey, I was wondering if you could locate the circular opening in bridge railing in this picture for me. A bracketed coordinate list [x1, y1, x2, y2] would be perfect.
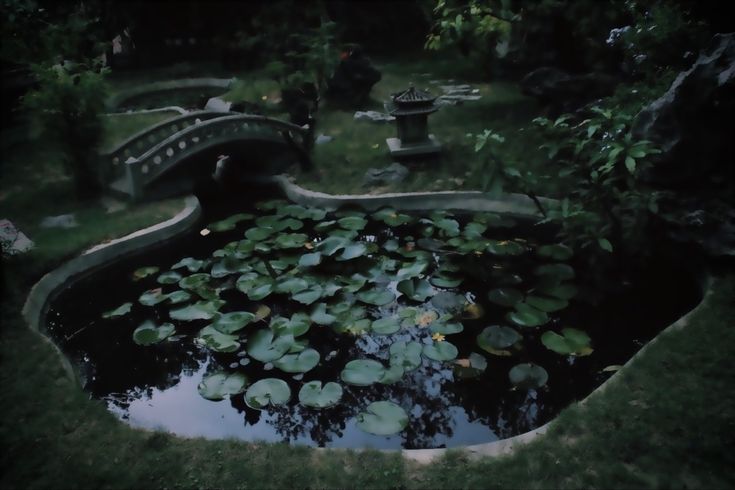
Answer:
[45, 194, 701, 449]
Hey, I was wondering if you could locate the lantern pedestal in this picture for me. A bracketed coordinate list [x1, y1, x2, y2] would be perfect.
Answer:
[386, 134, 442, 157]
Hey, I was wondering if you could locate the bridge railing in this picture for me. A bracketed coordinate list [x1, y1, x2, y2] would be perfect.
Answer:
[122, 114, 308, 200]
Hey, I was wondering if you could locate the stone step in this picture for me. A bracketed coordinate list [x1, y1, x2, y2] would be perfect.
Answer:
[108, 177, 133, 199]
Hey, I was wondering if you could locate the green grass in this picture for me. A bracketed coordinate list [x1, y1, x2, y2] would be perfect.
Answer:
[100, 111, 181, 151]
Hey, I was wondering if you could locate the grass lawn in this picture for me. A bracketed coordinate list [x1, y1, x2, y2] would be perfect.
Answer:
[1, 55, 733, 489]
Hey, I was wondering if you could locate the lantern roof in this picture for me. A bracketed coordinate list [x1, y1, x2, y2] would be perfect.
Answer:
[388, 84, 438, 116]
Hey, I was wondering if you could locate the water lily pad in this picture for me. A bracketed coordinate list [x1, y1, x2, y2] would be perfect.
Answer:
[435, 218, 460, 237]
[462, 303, 485, 320]
[454, 353, 488, 379]
[247, 329, 295, 362]
[211, 311, 256, 334]
[244, 378, 291, 409]
[506, 303, 549, 327]
[133, 320, 175, 345]
[430, 292, 466, 313]
[371, 317, 401, 335]
[310, 303, 336, 325]
[208, 213, 254, 232]
[337, 243, 367, 261]
[341, 274, 367, 293]
[372, 208, 413, 227]
[274, 276, 309, 295]
[170, 300, 225, 321]
[537, 243, 573, 261]
[383, 239, 399, 252]
[536, 282, 578, 300]
[132, 266, 159, 281]
[273, 348, 320, 373]
[487, 240, 526, 256]
[338, 216, 367, 231]
[541, 328, 593, 356]
[198, 372, 249, 400]
[397, 278, 434, 302]
[292, 285, 323, 305]
[334, 318, 371, 335]
[430, 322, 464, 335]
[389, 341, 423, 371]
[299, 252, 322, 267]
[179, 273, 211, 290]
[509, 363, 549, 389]
[157, 270, 182, 284]
[298, 381, 343, 408]
[171, 257, 205, 272]
[139, 288, 167, 306]
[271, 313, 311, 337]
[356, 288, 396, 306]
[356, 401, 408, 436]
[414, 310, 439, 328]
[477, 325, 522, 354]
[197, 325, 240, 352]
[422, 340, 458, 361]
[247, 279, 275, 301]
[340, 359, 386, 386]
[274, 233, 308, 249]
[429, 273, 463, 288]
[378, 364, 405, 384]
[526, 295, 569, 312]
[211, 257, 251, 278]
[396, 260, 428, 281]
[416, 238, 447, 252]
[535, 263, 575, 281]
[488, 288, 524, 307]
[463, 222, 487, 239]
[316, 236, 349, 256]
[165, 290, 191, 304]
[102, 302, 132, 319]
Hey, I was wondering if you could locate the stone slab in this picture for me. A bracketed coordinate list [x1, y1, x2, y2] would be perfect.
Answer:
[386, 135, 442, 157]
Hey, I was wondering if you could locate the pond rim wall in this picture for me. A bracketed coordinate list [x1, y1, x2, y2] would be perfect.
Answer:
[22, 180, 712, 464]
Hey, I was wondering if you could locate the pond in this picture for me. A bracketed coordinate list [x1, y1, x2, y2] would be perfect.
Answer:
[116, 87, 226, 112]
[46, 189, 701, 449]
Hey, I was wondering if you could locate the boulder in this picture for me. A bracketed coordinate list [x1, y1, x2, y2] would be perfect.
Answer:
[520, 66, 616, 113]
[632, 33, 735, 185]
[363, 163, 409, 186]
[204, 96, 232, 113]
[327, 45, 381, 105]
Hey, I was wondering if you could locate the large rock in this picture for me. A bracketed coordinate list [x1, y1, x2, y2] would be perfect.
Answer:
[632, 33, 735, 185]
[327, 45, 381, 105]
[520, 66, 616, 113]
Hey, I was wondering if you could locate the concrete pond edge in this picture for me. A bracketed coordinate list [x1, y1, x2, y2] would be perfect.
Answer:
[22, 180, 713, 464]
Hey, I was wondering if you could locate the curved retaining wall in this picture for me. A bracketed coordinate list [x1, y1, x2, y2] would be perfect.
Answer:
[22, 181, 712, 463]
[106, 77, 235, 111]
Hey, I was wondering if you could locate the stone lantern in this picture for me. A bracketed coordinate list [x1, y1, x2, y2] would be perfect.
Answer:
[386, 85, 442, 157]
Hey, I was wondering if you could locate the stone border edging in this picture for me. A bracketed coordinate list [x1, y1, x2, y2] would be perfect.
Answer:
[106, 77, 235, 111]
[22, 195, 202, 382]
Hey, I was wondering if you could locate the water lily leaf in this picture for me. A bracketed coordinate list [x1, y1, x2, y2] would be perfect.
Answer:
[356, 288, 396, 306]
[340, 359, 386, 386]
[298, 381, 343, 408]
[157, 270, 182, 284]
[430, 272, 463, 288]
[314, 220, 336, 232]
[211, 257, 250, 278]
[537, 243, 573, 261]
[278, 204, 326, 221]
[274, 233, 308, 249]
[487, 240, 526, 256]
[247, 329, 295, 362]
[477, 325, 522, 353]
[397, 278, 434, 302]
[211, 311, 256, 334]
[454, 352, 488, 379]
[389, 341, 423, 371]
[526, 295, 569, 312]
[372, 208, 413, 227]
[341, 274, 367, 293]
[356, 401, 408, 436]
[244, 378, 291, 409]
[178, 273, 211, 290]
[414, 310, 439, 328]
[196, 325, 240, 352]
[132, 266, 159, 281]
[256, 199, 287, 211]
[139, 288, 167, 306]
[435, 218, 460, 237]
[378, 364, 405, 384]
[338, 216, 367, 231]
[192, 285, 220, 301]
[509, 363, 549, 389]
[292, 285, 323, 305]
[273, 348, 320, 373]
[371, 317, 401, 335]
[245, 277, 275, 301]
[536, 282, 578, 300]
[506, 303, 549, 327]
[462, 302, 485, 320]
[133, 320, 175, 345]
[423, 340, 458, 361]
[334, 318, 371, 335]
[171, 257, 205, 272]
[170, 299, 225, 321]
[541, 328, 593, 356]
[299, 252, 322, 267]
[396, 260, 428, 281]
[208, 213, 254, 232]
[102, 302, 132, 319]
[271, 313, 311, 337]
[473, 212, 516, 228]
[463, 222, 487, 239]
[316, 236, 349, 256]
[310, 303, 336, 325]
[430, 322, 464, 335]
[430, 292, 466, 313]
[256, 215, 304, 232]
[383, 239, 399, 252]
[244, 226, 274, 241]
[488, 288, 524, 307]
[337, 243, 367, 261]
[198, 372, 249, 400]
[416, 238, 447, 252]
[535, 263, 575, 281]
[165, 290, 191, 304]
[274, 276, 309, 295]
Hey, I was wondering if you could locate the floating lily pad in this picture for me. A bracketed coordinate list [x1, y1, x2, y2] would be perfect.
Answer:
[356, 401, 408, 436]
[541, 328, 593, 356]
[247, 329, 295, 362]
[337, 243, 367, 261]
[383, 239, 399, 252]
[171, 257, 205, 272]
[509, 363, 549, 389]
[298, 381, 343, 408]
[247, 279, 275, 301]
[356, 288, 396, 306]
[274, 233, 308, 249]
[338, 216, 367, 231]
[340, 274, 367, 293]
[429, 273, 463, 288]
[371, 317, 401, 335]
[208, 213, 254, 232]
[157, 270, 182, 284]
[487, 240, 526, 256]
[477, 325, 522, 354]
[526, 295, 569, 312]
[454, 353, 488, 379]
[102, 302, 132, 319]
[462, 303, 485, 320]
[179, 273, 211, 290]
[292, 285, 323, 305]
[372, 208, 413, 227]
[197, 325, 240, 352]
[414, 310, 439, 328]
[244, 226, 274, 241]
[536, 282, 578, 300]
[423, 340, 458, 361]
[535, 263, 575, 281]
[310, 303, 336, 325]
[299, 252, 322, 267]
[340, 359, 386, 386]
[334, 318, 371, 335]
[211, 311, 256, 334]
[537, 243, 573, 261]
[274, 276, 309, 295]
[430, 322, 463, 335]
[430, 292, 466, 313]
[396, 260, 428, 281]
[463, 222, 487, 239]
[273, 348, 320, 373]
[170, 300, 225, 321]
[165, 290, 191, 304]
[133, 320, 175, 345]
[397, 278, 434, 302]
[378, 364, 405, 384]
[416, 238, 447, 252]
[198, 372, 248, 400]
[389, 341, 423, 371]
[244, 378, 291, 409]
[435, 218, 460, 237]
[139, 288, 167, 306]
[271, 313, 311, 337]
[316, 236, 349, 256]
[488, 288, 524, 307]
[211, 257, 250, 278]
[506, 303, 549, 327]
[132, 266, 159, 281]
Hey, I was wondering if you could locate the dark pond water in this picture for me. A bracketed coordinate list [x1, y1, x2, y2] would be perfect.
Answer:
[46, 189, 701, 449]
[117, 87, 225, 112]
